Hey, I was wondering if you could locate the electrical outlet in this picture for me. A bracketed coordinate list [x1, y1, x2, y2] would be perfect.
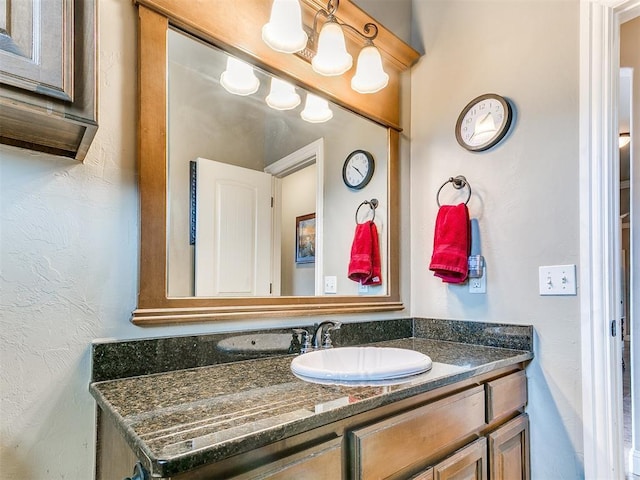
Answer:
[358, 283, 369, 294]
[324, 276, 337, 294]
[469, 274, 486, 294]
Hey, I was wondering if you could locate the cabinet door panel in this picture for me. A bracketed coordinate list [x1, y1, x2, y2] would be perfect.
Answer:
[488, 414, 530, 480]
[0, 0, 74, 100]
[351, 386, 485, 479]
[433, 437, 487, 480]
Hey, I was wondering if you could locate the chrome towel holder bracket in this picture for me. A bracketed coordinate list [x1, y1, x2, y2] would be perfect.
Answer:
[436, 176, 472, 207]
[355, 198, 378, 223]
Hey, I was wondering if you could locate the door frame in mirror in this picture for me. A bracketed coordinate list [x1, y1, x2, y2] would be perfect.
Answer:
[133, 0, 420, 325]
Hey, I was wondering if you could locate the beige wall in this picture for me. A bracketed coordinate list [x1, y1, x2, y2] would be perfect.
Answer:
[410, 1, 582, 478]
[621, 15, 640, 343]
[281, 165, 316, 296]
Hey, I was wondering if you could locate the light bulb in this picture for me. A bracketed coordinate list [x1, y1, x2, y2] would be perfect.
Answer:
[266, 78, 301, 110]
[219, 57, 259, 96]
[301, 93, 333, 123]
[262, 0, 308, 53]
[351, 45, 389, 94]
[311, 21, 352, 76]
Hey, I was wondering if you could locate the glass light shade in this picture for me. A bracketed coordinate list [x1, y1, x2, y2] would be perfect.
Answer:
[351, 45, 389, 94]
[311, 22, 352, 76]
[300, 93, 333, 123]
[266, 78, 301, 110]
[262, 0, 308, 53]
[220, 57, 260, 96]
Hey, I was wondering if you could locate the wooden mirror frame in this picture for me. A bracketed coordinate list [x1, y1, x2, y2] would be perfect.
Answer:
[132, 0, 420, 325]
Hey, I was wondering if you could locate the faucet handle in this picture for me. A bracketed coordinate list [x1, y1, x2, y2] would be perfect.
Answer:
[322, 322, 342, 348]
[292, 328, 311, 353]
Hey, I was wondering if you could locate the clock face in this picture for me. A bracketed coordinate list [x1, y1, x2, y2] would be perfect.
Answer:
[342, 150, 374, 189]
[455, 94, 512, 152]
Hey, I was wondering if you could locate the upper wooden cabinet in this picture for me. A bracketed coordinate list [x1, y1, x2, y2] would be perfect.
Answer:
[0, 0, 97, 160]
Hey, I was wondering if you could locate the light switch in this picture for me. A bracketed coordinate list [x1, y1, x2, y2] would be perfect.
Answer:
[538, 265, 577, 296]
[324, 276, 337, 294]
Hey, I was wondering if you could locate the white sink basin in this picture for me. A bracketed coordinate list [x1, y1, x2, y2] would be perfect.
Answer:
[290, 347, 432, 382]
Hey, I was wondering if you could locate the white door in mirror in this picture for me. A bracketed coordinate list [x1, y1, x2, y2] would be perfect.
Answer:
[195, 158, 273, 296]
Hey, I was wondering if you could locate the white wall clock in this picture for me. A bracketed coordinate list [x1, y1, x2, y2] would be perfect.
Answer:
[455, 93, 513, 152]
[342, 149, 375, 190]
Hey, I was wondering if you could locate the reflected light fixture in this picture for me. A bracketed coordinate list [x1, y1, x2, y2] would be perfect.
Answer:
[619, 132, 631, 148]
[266, 78, 301, 110]
[300, 93, 333, 123]
[220, 57, 260, 96]
[263, 0, 389, 94]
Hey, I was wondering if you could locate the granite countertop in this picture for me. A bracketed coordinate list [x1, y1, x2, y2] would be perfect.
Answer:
[90, 331, 533, 478]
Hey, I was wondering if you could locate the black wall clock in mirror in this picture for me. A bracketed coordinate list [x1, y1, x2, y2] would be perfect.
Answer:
[455, 93, 513, 152]
[342, 149, 375, 189]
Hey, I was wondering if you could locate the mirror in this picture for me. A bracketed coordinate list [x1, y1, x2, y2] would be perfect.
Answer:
[133, 0, 419, 324]
[166, 29, 388, 298]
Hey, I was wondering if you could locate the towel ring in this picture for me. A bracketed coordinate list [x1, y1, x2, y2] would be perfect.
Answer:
[355, 198, 378, 224]
[436, 176, 472, 207]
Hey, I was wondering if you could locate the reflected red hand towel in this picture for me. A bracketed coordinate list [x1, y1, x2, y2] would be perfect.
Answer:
[348, 221, 382, 286]
[364, 222, 381, 286]
[429, 203, 470, 283]
[348, 222, 373, 283]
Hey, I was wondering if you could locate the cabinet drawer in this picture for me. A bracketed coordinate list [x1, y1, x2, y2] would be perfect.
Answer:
[231, 437, 342, 479]
[486, 371, 527, 423]
[351, 385, 486, 479]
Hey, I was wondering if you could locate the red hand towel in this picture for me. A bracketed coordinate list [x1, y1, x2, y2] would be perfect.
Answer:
[429, 203, 470, 284]
[348, 221, 382, 286]
[364, 222, 381, 286]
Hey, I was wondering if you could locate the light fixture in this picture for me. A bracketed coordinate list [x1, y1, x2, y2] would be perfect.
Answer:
[266, 78, 301, 110]
[351, 43, 388, 94]
[220, 56, 260, 96]
[619, 132, 631, 148]
[300, 93, 333, 123]
[312, 20, 352, 76]
[262, 0, 389, 94]
[262, 0, 308, 53]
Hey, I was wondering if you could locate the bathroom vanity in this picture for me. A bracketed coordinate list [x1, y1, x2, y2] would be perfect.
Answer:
[90, 319, 533, 479]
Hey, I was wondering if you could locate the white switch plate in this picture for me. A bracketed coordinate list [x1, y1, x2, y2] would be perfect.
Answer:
[538, 264, 577, 295]
[358, 283, 369, 294]
[324, 276, 337, 294]
[469, 274, 486, 294]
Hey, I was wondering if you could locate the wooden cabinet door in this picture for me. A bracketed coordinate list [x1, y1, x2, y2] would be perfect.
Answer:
[432, 437, 487, 480]
[487, 414, 530, 480]
[0, 0, 73, 101]
[0, 0, 96, 160]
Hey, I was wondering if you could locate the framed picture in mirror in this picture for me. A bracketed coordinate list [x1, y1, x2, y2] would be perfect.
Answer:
[296, 213, 316, 264]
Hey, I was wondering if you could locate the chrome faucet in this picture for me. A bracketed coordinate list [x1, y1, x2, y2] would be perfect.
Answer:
[311, 321, 342, 349]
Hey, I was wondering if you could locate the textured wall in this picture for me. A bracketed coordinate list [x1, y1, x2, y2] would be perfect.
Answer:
[409, 1, 583, 479]
[0, 1, 413, 478]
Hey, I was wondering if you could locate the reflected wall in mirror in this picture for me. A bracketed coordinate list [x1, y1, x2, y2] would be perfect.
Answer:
[166, 29, 388, 298]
